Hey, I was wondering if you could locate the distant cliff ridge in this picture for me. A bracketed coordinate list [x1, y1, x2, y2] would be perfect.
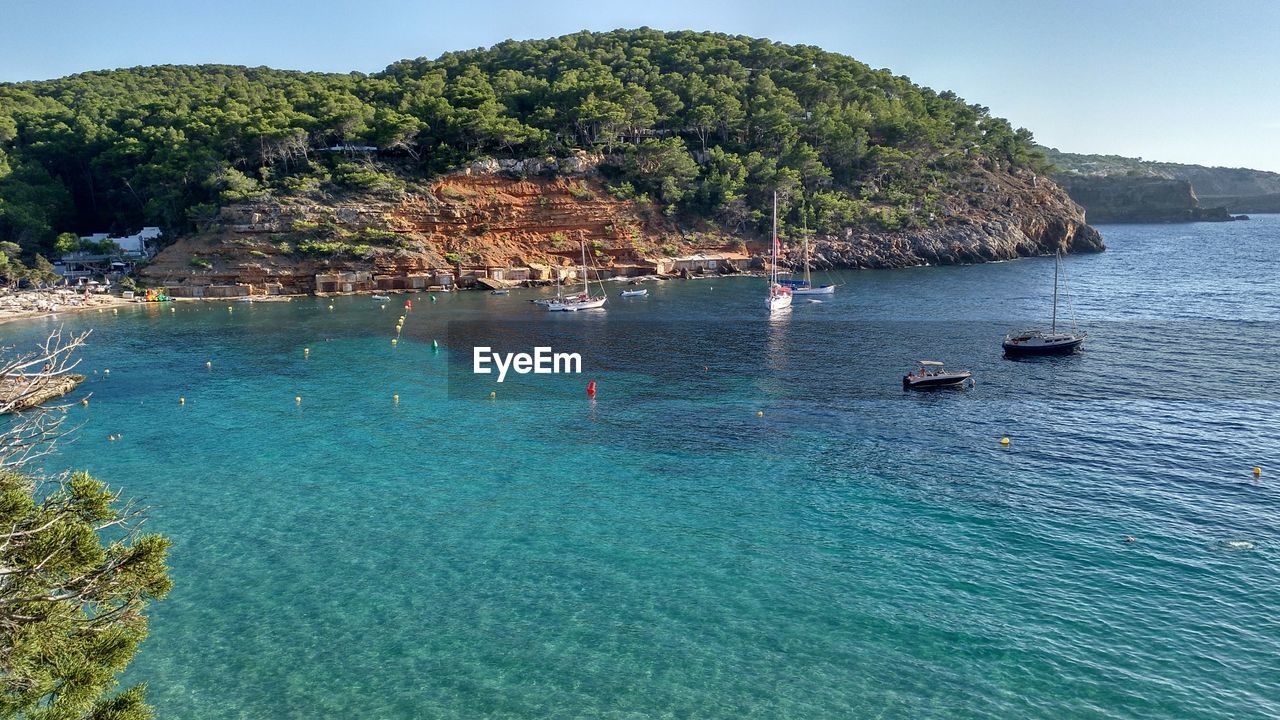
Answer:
[1052, 174, 1245, 224]
[1041, 146, 1276, 218]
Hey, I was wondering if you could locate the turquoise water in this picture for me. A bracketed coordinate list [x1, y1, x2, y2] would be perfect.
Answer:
[5, 217, 1280, 718]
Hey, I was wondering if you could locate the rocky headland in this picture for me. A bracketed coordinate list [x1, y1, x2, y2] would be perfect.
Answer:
[1052, 174, 1247, 224]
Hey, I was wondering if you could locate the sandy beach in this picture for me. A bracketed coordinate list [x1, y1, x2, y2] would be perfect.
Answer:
[0, 289, 136, 326]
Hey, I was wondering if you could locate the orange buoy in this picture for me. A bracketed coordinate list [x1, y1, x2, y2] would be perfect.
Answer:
[587, 380, 596, 397]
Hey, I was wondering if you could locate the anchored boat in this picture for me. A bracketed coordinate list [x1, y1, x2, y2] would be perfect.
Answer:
[1003, 250, 1086, 357]
[546, 240, 607, 312]
[784, 237, 836, 296]
[765, 191, 793, 313]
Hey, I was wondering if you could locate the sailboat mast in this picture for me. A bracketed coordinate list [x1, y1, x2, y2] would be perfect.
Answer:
[804, 238, 811, 286]
[771, 191, 778, 285]
[580, 240, 589, 294]
[1051, 250, 1059, 333]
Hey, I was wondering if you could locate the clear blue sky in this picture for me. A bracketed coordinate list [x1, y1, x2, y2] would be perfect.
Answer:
[4, 0, 1279, 171]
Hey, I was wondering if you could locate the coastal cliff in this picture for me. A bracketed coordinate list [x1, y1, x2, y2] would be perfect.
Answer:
[141, 160, 1101, 293]
[1052, 174, 1243, 224]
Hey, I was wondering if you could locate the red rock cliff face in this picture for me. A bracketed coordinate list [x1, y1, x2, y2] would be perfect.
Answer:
[142, 160, 1101, 292]
[142, 173, 698, 293]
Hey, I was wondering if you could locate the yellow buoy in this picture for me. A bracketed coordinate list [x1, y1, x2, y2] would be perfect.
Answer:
[391, 338, 398, 345]
[227, 306, 233, 312]
[81, 398, 89, 406]
[1000, 437, 1011, 446]
[328, 304, 334, 311]
[112, 308, 118, 314]
[103, 369, 110, 375]
[489, 391, 496, 400]
[1254, 466, 1262, 478]
[304, 347, 310, 355]
[393, 394, 399, 403]
[171, 307, 175, 313]
[757, 410, 764, 417]
[206, 361, 212, 369]
[295, 396, 302, 404]
[179, 397, 185, 405]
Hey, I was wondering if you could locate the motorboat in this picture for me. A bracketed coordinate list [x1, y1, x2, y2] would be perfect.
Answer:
[371, 294, 391, 301]
[902, 360, 973, 390]
[490, 289, 510, 296]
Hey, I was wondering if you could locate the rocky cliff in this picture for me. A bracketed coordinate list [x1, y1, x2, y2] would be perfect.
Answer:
[1052, 174, 1244, 224]
[142, 160, 1102, 293]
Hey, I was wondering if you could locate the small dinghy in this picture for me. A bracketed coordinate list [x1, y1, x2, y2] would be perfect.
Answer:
[903, 360, 973, 390]
[620, 288, 648, 298]
[372, 294, 391, 302]
[490, 289, 510, 296]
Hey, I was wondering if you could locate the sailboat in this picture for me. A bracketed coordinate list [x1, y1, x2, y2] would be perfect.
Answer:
[1002, 249, 1085, 356]
[788, 237, 835, 295]
[546, 240, 607, 312]
[765, 192, 793, 313]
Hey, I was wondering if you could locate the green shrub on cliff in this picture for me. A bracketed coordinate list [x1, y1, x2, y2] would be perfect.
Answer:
[0, 29, 1047, 254]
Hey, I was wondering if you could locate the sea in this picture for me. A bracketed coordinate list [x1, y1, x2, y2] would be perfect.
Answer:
[4, 216, 1278, 719]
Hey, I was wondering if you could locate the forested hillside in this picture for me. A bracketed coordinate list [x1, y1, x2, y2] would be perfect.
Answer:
[0, 29, 1052, 260]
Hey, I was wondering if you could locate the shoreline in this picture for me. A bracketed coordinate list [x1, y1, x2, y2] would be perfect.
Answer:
[0, 291, 135, 327]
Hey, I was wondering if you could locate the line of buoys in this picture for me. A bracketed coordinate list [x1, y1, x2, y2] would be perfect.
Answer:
[1000, 437, 1011, 446]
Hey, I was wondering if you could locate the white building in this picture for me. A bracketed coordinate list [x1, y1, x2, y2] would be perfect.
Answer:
[78, 226, 162, 257]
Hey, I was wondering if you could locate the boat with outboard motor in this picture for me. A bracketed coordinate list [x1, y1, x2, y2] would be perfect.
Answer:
[902, 360, 974, 390]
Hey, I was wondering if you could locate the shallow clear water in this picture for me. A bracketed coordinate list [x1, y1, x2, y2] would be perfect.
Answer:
[5, 217, 1280, 718]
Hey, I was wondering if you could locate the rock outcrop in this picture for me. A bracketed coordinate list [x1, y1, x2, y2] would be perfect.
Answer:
[1053, 174, 1245, 223]
[1, 374, 84, 414]
[142, 161, 1102, 293]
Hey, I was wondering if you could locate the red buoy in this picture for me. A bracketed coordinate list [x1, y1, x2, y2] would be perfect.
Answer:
[586, 381, 596, 397]
[405, 300, 412, 309]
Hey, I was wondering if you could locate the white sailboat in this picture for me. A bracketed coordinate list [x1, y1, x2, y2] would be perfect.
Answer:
[766, 192, 793, 313]
[790, 237, 836, 295]
[546, 240, 607, 311]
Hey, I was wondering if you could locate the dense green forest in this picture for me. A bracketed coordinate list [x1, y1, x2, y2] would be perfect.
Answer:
[0, 28, 1049, 261]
